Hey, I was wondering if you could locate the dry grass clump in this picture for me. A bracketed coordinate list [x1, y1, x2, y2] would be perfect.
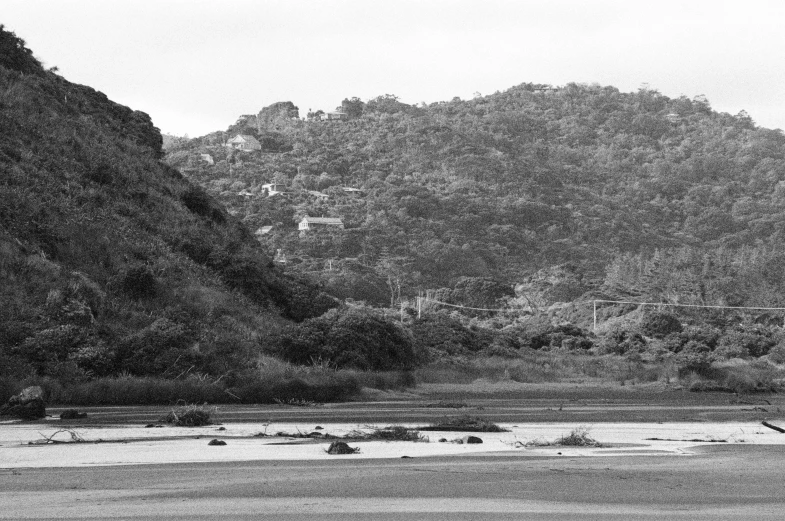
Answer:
[353, 426, 427, 442]
[419, 415, 509, 432]
[160, 404, 214, 426]
[529, 427, 603, 447]
[557, 427, 602, 447]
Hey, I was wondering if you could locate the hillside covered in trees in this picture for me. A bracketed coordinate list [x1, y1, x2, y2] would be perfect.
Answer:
[167, 85, 785, 320]
[0, 26, 337, 389]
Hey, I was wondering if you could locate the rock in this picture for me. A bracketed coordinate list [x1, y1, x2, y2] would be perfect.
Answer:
[0, 386, 46, 420]
[217, 426, 226, 431]
[307, 431, 324, 438]
[439, 438, 448, 443]
[314, 426, 323, 430]
[326, 441, 358, 455]
[208, 439, 227, 446]
[462, 435, 483, 444]
[60, 409, 87, 420]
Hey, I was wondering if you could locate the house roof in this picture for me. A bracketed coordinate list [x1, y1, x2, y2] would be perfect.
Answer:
[342, 187, 362, 192]
[306, 190, 329, 198]
[301, 217, 343, 225]
[229, 134, 261, 145]
[255, 226, 273, 235]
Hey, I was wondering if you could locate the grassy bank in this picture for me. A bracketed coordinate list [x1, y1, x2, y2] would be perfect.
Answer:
[0, 356, 414, 406]
[415, 350, 785, 394]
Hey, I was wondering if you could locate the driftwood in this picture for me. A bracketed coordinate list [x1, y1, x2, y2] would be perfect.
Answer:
[761, 421, 785, 433]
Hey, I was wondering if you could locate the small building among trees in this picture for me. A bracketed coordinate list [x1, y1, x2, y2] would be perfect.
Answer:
[298, 216, 344, 231]
[227, 134, 262, 151]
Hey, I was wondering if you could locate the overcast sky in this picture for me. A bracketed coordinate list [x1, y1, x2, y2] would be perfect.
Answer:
[5, 0, 784, 136]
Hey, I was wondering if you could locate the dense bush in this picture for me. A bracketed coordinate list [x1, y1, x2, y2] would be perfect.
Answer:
[524, 321, 593, 351]
[118, 264, 157, 300]
[641, 312, 683, 339]
[715, 326, 775, 359]
[595, 327, 646, 355]
[409, 313, 493, 357]
[272, 307, 416, 370]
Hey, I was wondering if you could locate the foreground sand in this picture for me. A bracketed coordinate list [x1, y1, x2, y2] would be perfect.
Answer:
[3, 446, 785, 520]
[2, 386, 785, 519]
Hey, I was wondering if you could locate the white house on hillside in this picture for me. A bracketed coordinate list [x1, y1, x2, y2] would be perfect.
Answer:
[298, 216, 344, 231]
[262, 183, 287, 196]
[227, 134, 262, 151]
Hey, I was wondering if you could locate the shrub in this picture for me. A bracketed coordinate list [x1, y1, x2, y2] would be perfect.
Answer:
[595, 327, 646, 355]
[181, 185, 225, 223]
[118, 264, 157, 300]
[14, 325, 88, 375]
[641, 312, 683, 339]
[410, 314, 491, 357]
[716, 326, 775, 359]
[273, 307, 416, 370]
[676, 340, 713, 376]
[116, 318, 201, 376]
[161, 404, 214, 426]
[524, 322, 593, 351]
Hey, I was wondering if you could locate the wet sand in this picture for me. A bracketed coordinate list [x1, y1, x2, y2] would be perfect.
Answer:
[3, 446, 785, 520]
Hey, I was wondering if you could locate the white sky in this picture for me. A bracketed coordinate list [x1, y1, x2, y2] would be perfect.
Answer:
[4, 0, 784, 136]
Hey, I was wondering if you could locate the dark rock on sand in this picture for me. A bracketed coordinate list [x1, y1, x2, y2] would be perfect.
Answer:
[326, 441, 359, 455]
[208, 439, 227, 446]
[60, 409, 88, 420]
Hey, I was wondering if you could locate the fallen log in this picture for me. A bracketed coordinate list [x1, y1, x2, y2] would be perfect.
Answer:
[761, 421, 785, 433]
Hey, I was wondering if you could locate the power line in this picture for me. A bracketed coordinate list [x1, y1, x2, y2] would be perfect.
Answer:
[592, 299, 785, 331]
[420, 297, 524, 313]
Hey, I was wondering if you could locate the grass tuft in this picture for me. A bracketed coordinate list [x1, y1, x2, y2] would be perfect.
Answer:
[160, 404, 214, 427]
[419, 415, 509, 432]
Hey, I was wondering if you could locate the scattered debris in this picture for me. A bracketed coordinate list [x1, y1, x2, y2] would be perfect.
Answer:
[273, 398, 321, 407]
[762, 421, 785, 433]
[208, 439, 227, 446]
[423, 401, 469, 409]
[326, 441, 359, 455]
[30, 429, 85, 445]
[59, 409, 87, 420]
[145, 424, 164, 428]
[419, 415, 509, 433]
[645, 437, 727, 443]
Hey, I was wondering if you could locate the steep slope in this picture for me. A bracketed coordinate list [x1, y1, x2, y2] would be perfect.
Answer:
[168, 85, 785, 310]
[0, 26, 335, 382]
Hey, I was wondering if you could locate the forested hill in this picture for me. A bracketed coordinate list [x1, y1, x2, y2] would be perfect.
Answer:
[0, 26, 334, 381]
[166, 83, 785, 311]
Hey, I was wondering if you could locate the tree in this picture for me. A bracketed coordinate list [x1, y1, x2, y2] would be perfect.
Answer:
[341, 97, 365, 118]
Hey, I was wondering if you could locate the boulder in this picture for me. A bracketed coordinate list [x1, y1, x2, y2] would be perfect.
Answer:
[462, 435, 483, 444]
[208, 439, 227, 446]
[0, 386, 46, 420]
[326, 441, 359, 455]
